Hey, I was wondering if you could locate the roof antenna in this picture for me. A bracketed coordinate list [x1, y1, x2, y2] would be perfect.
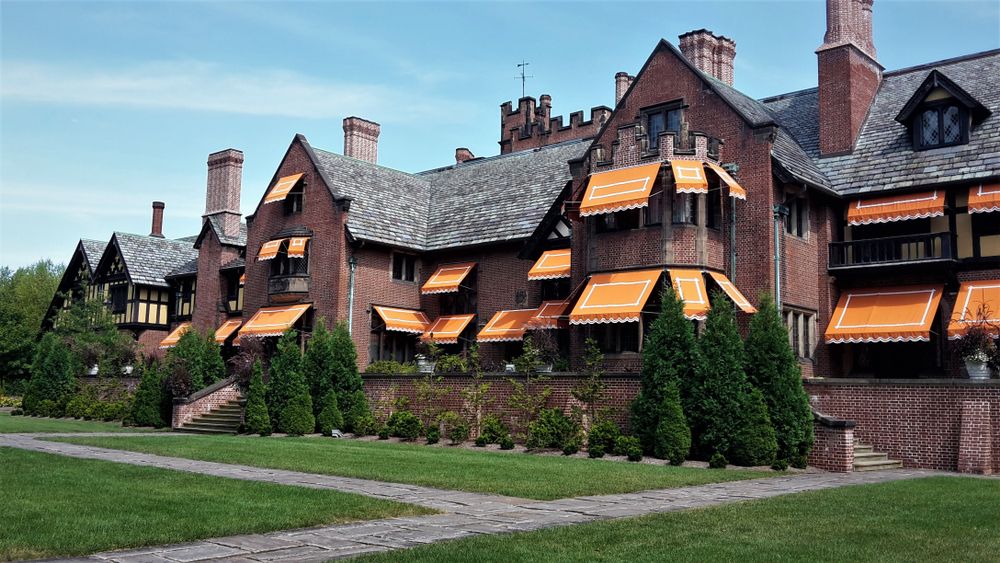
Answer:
[516, 60, 532, 98]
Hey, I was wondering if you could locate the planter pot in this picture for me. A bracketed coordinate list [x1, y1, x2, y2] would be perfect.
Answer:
[536, 364, 553, 373]
[504, 363, 516, 372]
[417, 359, 436, 373]
[966, 360, 991, 380]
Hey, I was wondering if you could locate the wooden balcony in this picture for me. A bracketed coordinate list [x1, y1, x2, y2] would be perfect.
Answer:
[829, 232, 955, 272]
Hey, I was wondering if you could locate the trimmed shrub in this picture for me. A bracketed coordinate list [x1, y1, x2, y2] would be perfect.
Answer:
[376, 426, 389, 439]
[653, 381, 691, 466]
[426, 426, 441, 444]
[27, 332, 75, 404]
[745, 294, 815, 460]
[387, 411, 422, 441]
[330, 321, 363, 416]
[526, 408, 580, 450]
[626, 445, 644, 462]
[266, 329, 306, 431]
[279, 393, 315, 437]
[791, 455, 809, 470]
[344, 390, 372, 434]
[102, 401, 126, 421]
[709, 453, 728, 469]
[353, 411, 378, 437]
[631, 286, 699, 454]
[587, 420, 622, 455]
[729, 388, 779, 467]
[615, 436, 642, 460]
[202, 331, 226, 387]
[130, 363, 166, 428]
[38, 399, 57, 417]
[10, 409, 23, 416]
[588, 444, 605, 458]
[244, 360, 271, 436]
[474, 435, 488, 447]
[316, 389, 344, 436]
[480, 414, 510, 443]
[499, 436, 515, 450]
[772, 458, 789, 471]
[303, 319, 335, 417]
[166, 328, 207, 392]
[22, 394, 38, 416]
[562, 442, 579, 456]
[449, 423, 469, 444]
[83, 402, 105, 421]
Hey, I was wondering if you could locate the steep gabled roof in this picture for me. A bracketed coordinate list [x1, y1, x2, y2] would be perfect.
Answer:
[193, 216, 248, 249]
[100, 232, 199, 288]
[80, 239, 107, 276]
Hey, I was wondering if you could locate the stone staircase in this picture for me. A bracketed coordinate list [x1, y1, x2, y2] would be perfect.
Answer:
[853, 439, 903, 471]
[175, 399, 245, 434]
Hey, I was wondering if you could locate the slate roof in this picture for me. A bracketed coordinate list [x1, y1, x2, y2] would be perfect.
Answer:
[80, 239, 107, 275]
[310, 138, 587, 251]
[112, 232, 199, 288]
[763, 49, 1000, 195]
[220, 257, 245, 271]
[207, 216, 248, 247]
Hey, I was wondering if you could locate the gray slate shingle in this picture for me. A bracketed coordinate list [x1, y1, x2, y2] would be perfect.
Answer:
[80, 239, 107, 276]
[114, 232, 199, 287]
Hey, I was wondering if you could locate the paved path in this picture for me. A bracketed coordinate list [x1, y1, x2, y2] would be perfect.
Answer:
[1, 433, 977, 563]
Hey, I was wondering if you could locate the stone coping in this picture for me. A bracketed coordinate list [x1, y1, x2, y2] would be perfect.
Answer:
[803, 378, 1000, 388]
[174, 377, 241, 405]
[362, 371, 642, 380]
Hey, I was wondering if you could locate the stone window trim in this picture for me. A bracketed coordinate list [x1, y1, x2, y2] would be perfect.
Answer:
[639, 99, 687, 153]
[783, 306, 818, 363]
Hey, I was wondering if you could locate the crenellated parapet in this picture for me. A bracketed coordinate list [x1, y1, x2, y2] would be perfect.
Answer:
[499, 95, 611, 154]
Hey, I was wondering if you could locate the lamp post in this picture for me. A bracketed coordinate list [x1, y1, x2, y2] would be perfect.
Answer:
[347, 257, 358, 335]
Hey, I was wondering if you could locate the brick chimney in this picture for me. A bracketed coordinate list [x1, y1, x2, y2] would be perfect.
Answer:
[150, 201, 165, 238]
[678, 30, 737, 87]
[204, 149, 243, 239]
[817, 0, 882, 155]
[455, 148, 475, 164]
[615, 72, 634, 106]
[343, 117, 381, 164]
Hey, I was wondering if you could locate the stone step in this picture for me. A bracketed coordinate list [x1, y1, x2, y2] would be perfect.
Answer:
[197, 413, 242, 423]
[853, 459, 903, 471]
[853, 445, 874, 454]
[174, 425, 236, 435]
[854, 451, 888, 462]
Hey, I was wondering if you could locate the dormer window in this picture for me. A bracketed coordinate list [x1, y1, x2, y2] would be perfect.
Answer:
[916, 102, 967, 149]
[895, 70, 990, 152]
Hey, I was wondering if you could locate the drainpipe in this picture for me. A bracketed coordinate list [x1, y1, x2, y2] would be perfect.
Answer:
[773, 204, 789, 311]
[730, 196, 737, 283]
[347, 257, 358, 335]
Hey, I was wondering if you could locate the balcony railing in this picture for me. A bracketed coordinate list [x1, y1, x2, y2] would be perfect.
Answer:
[829, 232, 954, 270]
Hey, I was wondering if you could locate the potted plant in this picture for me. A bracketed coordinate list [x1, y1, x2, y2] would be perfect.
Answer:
[526, 327, 560, 373]
[415, 339, 442, 373]
[954, 306, 998, 380]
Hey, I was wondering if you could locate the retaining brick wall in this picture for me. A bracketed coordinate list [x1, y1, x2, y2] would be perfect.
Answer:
[172, 379, 242, 428]
[808, 412, 855, 472]
[805, 379, 1000, 472]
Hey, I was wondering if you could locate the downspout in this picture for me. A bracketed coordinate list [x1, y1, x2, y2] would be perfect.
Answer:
[730, 196, 737, 282]
[347, 256, 358, 335]
[772, 204, 788, 311]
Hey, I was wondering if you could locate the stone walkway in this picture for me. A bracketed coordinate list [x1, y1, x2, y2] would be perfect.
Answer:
[1, 433, 977, 562]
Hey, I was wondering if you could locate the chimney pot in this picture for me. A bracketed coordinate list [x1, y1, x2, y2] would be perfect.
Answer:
[343, 116, 381, 164]
[204, 149, 244, 238]
[150, 201, 165, 238]
[455, 148, 475, 164]
[679, 29, 736, 87]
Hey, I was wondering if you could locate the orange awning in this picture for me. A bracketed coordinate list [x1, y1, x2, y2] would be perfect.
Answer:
[706, 162, 746, 200]
[239, 304, 311, 338]
[825, 285, 943, 343]
[579, 162, 662, 217]
[969, 184, 1000, 214]
[670, 269, 711, 320]
[287, 237, 309, 258]
[421, 314, 476, 344]
[263, 173, 303, 204]
[708, 272, 757, 313]
[258, 239, 286, 261]
[239, 273, 245, 285]
[477, 309, 538, 342]
[569, 269, 662, 325]
[528, 250, 571, 280]
[671, 160, 708, 194]
[847, 190, 945, 226]
[422, 263, 476, 294]
[373, 306, 430, 334]
[159, 322, 192, 349]
[214, 319, 242, 344]
[948, 280, 1000, 339]
[531, 300, 572, 329]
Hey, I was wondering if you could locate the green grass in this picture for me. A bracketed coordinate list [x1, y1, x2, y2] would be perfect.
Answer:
[355, 476, 1000, 563]
[0, 446, 434, 561]
[0, 410, 166, 433]
[50, 435, 774, 500]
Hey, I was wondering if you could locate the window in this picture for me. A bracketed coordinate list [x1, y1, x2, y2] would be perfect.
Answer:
[595, 209, 641, 233]
[283, 185, 303, 215]
[785, 197, 808, 238]
[783, 309, 816, 361]
[644, 105, 682, 149]
[174, 278, 196, 319]
[392, 253, 416, 282]
[226, 273, 244, 314]
[915, 102, 967, 150]
[541, 278, 570, 301]
[972, 213, 1000, 258]
[269, 242, 308, 278]
[590, 322, 640, 354]
[706, 188, 722, 230]
[109, 285, 128, 315]
[672, 192, 697, 224]
[369, 313, 417, 363]
[645, 190, 664, 226]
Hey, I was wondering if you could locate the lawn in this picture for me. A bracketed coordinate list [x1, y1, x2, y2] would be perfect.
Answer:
[0, 410, 165, 433]
[355, 476, 1000, 563]
[0, 446, 434, 561]
[51, 435, 774, 500]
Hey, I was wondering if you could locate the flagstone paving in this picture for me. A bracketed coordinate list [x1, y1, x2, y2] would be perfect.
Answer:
[4, 433, 990, 563]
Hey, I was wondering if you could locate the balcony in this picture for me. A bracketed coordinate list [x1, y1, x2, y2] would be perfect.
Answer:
[268, 275, 310, 303]
[829, 232, 955, 272]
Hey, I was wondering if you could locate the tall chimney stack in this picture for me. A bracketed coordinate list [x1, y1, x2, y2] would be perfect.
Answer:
[204, 149, 244, 239]
[817, 0, 882, 155]
[455, 148, 475, 164]
[150, 201, 165, 238]
[615, 72, 634, 106]
[343, 117, 381, 164]
[678, 30, 737, 87]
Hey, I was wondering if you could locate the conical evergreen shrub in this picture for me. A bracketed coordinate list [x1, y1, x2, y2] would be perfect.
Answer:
[316, 388, 344, 435]
[690, 292, 750, 459]
[26, 332, 75, 405]
[202, 331, 227, 387]
[167, 328, 206, 391]
[745, 294, 814, 459]
[653, 381, 691, 465]
[130, 362, 165, 428]
[266, 329, 305, 431]
[279, 393, 315, 437]
[330, 321, 363, 411]
[244, 359, 271, 436]
[303, 318, 336, 418]
[631, 286, 699, 454]
[729, 388, 779, 466]
[344, 389, 373, 434]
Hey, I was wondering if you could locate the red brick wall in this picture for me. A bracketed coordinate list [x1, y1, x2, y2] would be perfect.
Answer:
[193, 229, 241, 334]
[805, 379, 1000, 472]
[958, 400, 994, 475]
[500, 97, 609, 154]
[808, 423, 855, 472]
[136, 328, 170, 362]
[817, 46, 881, 155]
[171, 382, 242, 428]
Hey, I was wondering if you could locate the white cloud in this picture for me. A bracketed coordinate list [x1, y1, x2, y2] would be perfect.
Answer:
[1, 60, 468, 123]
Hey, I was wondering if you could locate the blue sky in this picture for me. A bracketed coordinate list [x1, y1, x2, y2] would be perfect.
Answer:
[2, 0, 998, 269]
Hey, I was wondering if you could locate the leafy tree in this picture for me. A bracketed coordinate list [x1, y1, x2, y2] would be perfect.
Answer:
[302, 318, 336, 417]
[202, 330, 226, 387]
[165, 328, 206, 391]
[571, 339, 609, 430]
[0, 260, 64, 385]
[279, 392, 315, 436]
[130, 362, 166, 428]
[316, 389, 344, 435]
[266, 329, 305, 430]
[52, 284, 136, 376]
[745, 294, 814, 459]
[243, 359, 271, 435]
[689, 292, 750, 459]
[25, 332, 75, 408]
[653, 381, 691, 465]
[729, 388, 779, 467]
[631, 286, 699, 454]
[414, 374, 451, 430]
[460, 344, 494, 437]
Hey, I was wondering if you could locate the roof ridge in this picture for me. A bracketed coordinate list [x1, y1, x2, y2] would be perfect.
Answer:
[311, 147, 425, 179]
[759, 86, 819, 104]
[114, 231, 194, 244]
[884, 48, 1000, 78]
[417, 137, 590, 176]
